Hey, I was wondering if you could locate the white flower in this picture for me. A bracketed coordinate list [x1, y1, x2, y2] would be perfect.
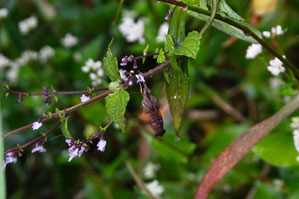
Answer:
[39, 46, 54, 63]
[145, 180, 164, 199]
[81, 58, 104, 86]
[135, 74, 145, 83]
[80, 94, 90, 103]
[119, 15, 145, 44]
[267, 57, 285, 76]
[262, 31, 271, 38]
[271, 25, 283, 36]
[156, 23, 169, 43]
[18, 16, 38, 35]
[17, 50, 38, 66]
[31, 144, 46, 153]
[291, 117, 299, 129]
[78, 145, 88, 157]
[6, 65, 19, 83]
[97, 138, 107, 152]
[0, 53, 11, 68]
[113, 123, 120, 129]
[61, 33, 78, 48]
[32, 121, 42, 130]
[68, 146, 79, 162]
[3, 152, 17, 170]
[293, 129, 299, 152]
[144, 162, 160, 179]
[0, 8, 8, 19]
[245, 44, 262, 59]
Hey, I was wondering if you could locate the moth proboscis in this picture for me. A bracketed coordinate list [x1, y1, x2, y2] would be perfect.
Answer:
[140, 82, 165, 137]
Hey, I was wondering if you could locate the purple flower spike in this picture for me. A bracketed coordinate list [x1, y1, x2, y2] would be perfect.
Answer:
[133, 61, 138, 69]
[32, 143, 46, 153]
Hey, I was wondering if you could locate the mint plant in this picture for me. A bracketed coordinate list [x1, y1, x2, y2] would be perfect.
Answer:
[1, 0, 299, 198]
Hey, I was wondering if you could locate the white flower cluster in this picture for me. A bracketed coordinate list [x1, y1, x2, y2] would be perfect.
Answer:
[118, 11, 145, 44]
[262, 25, 284, 38]
[267, 57, 285, 76]
[291, 117, 299, 161]
[80, 94, 90, 103]
[81, 58, 104, 86]
[156, 23, 169, 43]
[61, 33, 78, 48]
[245, 44, 262, 59]
[144, 162, 160, 179]
[1, 46, 55, 83]
[145, 180, 164, 199]
[0, 8, 8, 20]
[18, 16, 38, 35]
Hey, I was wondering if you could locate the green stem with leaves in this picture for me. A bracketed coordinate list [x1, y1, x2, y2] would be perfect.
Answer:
[158, 0, 299, 79]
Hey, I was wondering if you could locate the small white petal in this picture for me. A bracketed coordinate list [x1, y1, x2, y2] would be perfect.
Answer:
[245, 44, 262, 59]
[80, 94, 90, 103]
[262, 31, 271, 38]
[267, 57, 285, 76]
[31, 144, 46, 153]
[97, 139, 107, 152]
[32, 122, 42, 130]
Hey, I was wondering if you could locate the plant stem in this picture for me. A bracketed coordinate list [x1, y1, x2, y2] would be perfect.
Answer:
[199, 0, 217, 36]
[3, 60, 171, 139]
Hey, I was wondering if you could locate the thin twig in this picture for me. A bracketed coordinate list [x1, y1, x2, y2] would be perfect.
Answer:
[125, 161, 157, 199]
[199, 0, 217, 36]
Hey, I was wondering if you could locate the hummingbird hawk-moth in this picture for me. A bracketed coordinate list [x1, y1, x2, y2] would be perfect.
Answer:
[140, 83, 165, 137]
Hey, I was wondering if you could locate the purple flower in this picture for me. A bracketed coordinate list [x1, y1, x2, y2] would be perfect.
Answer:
[18, 94, 24, 103]
[3, 152, 17, 171]
[127, 56, 133, 62]
[135, 74, 145, 83]
[120, 56, 128, 66]
[97, 137, 107, 152]
[133, 61, 138, 69]
[68, 146, 79, 162]
[128, 80, 133, 86]
[31, 144, 46, 153]
[78, 145, 89, 157]
[32, 121, 42, 130]
[165, 9, 173, 20]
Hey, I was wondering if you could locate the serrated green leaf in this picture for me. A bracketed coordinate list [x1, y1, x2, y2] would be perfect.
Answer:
[108, 81, 120, 90]
[164, 34, 175, 52]
[103, 39, 120, 82]
[165, 58, 190, 136]
[157, 49, 166, 63]
[173, 31, 201, 59]
[188, 11, 261, 43]
[0, 96, 6, 199]
[61, 117, 72, 139]
[106, 88, 130, 133]
[142, 44, 149, 64]
[252, 131, 299, 167]
[153, 48, 159, 59]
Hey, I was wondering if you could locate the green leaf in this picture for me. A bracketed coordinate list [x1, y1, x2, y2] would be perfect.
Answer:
[106, 88, 130, 133]
[173, 31, 201, 59]
[164, 34, 175, 52]
[217, 0, 244, 21]
[157, 48, 166, 64]
[168, 6, 187, 47]
[108, 81, 120, 90]
[60, 117, 72, 139]
[103, 39, 120, 82]
[252, 131, 299, 167]
[188, 11, 261, 43]
[165, 58, 190, 136]
[142, 44, 149, 64]
[0, 95, 6, 199]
